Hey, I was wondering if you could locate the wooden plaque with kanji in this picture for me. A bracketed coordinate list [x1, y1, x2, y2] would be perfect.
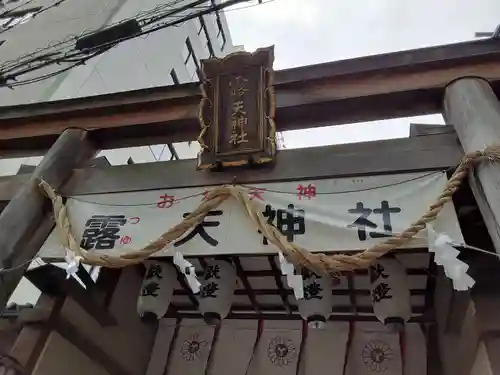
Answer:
[197, 46, 276, 170]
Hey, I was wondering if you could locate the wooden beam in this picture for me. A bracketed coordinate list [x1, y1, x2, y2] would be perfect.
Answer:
[0, 129, 95, 309]
[0, 157, 111, 201]
[94, 267, 122, 309]
[87, 156, 111, 168]
[166, 311, 433, 322]
[267, 256, 293, 314]
[16, 164, 36, 174]
[347, 274, 357, 315]
[25, 264, 116, 327]
[232, 257, 261, 314]
[409, 124, 455, 137]
[0, 214, 54, 307]
[198, 267, 428, 278]
[1, 39, 500, 155]
[3, 130, 459, 201]
[173, 288, 426, 296]
[444, 78, 500, 253]
[0, 174, 29, 201]
[10, 296, 64, 372]
[423, 324, 444, 375]
[169, 304, 428, 316]
[54, 317, 134, 375]
[60, 132, 461, 196]
[434, 266, 470, 334]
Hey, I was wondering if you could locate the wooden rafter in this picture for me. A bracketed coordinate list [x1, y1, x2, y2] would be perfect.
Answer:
[173, 288, 427, 296]
[165, 311, 432, 322]
[168, 304, 428, 317]
[267, 255, 293, 314]
[233, 257, 261, 314]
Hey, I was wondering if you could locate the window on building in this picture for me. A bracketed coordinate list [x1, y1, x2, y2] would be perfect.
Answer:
[170, 69, 179, 85]
[183, 37, 201, 81]
[198, 17, 214, 58]
[215, 17, 226, 50]
[194, 16, 203, 35]
[0, 7, 40, 29]
[209, 1, 226, 51]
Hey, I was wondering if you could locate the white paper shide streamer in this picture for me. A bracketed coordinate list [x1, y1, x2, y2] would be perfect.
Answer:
[198, 259, 237, 325]
[297, 269, 333, 328]
[137, 261, 176, 320]
[278, 251, 304, 300]
[427, 226, 475, 291]
[369, 256, 411, 331]
[64, 247, 82, 279]
[173, 252, 201, 293]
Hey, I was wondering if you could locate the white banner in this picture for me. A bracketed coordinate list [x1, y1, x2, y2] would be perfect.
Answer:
[38, 171, 463, 259]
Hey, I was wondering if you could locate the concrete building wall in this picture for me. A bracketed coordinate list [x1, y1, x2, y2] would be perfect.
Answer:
[0, 0, 128, 105]
[0, 0, 234, 175]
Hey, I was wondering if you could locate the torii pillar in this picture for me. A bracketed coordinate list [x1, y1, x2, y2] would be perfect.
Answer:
[443, 77, 500, 375]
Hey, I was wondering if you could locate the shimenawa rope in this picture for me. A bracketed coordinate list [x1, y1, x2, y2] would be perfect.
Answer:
[39, 145, 500, 275]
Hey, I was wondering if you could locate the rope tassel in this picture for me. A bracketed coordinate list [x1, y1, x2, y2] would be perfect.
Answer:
[38, 145, 500, 273]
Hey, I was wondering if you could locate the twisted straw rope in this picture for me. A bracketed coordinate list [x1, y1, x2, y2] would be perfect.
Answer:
[39, 145, 500, 275]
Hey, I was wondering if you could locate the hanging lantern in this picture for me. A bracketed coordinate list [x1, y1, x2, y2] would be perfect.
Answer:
[297, 269, 333, 329]
[369, 255, 411, 331]
[198, 258, 237, 325]
[137, 261, 176, 320]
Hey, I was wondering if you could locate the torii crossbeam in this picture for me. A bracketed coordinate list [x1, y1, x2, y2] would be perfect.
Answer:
[1, 38, 500, 156]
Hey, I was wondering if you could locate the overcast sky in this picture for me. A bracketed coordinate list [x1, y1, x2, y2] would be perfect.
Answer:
[224, 0, 500, 149]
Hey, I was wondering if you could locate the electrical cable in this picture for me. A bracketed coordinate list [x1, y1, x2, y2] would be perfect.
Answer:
[223, 0, 279, 12]
[0, 0, 70, 37]
[240, 171, 443, 196]
[0, 0, 189, 72]
[0, 0, 183, 75]
[52, 171, 445, 207]
[65, 0, 248, 56]
[1, 0, 236, 71]
[0, 0, 38, 19]
[0, 257, 38, 274]
[3, 47, 110, 88]
[0, 0, 253, 87]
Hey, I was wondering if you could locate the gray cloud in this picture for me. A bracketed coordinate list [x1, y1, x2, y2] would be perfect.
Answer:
[225, 0, 500, 148]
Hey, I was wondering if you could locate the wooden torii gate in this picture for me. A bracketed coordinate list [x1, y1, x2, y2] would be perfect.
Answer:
[1, 38, 500, 375]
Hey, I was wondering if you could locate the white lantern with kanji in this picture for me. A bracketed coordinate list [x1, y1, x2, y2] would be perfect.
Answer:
[369, 256, 411, 331]
[198, 258, 237, 325]
[137, 261, 176, 320]
[297, 269, 333, 328]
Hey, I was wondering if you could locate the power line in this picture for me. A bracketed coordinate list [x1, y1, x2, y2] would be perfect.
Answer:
[0, 0, 242, 85]
[4, 48, 109, 88]
[223, 0, 279, 12]
[0, 0, 255, 88]
[0, 0, 70, 37]
[0, 0, 38, 19]
[0, 0, 188, 74]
